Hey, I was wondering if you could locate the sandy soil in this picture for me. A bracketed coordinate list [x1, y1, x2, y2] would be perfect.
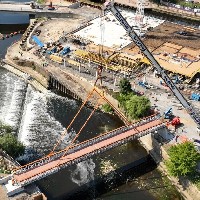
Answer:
[123, 21, 200, 52]
[38, 17, 85, 43]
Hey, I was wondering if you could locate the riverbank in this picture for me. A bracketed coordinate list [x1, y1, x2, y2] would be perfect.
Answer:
[3, 44, 200, 200]
[2, 4, 199, 199]
[140, 134, 200, 200]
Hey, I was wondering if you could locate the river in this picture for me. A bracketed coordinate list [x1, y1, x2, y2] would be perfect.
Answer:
[0, 3, 183, 200]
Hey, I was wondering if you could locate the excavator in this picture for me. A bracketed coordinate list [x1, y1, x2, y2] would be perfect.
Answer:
[103, 0, 200, 131]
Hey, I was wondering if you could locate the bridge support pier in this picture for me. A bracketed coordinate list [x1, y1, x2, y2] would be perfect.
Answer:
[0, 176, 25, 197]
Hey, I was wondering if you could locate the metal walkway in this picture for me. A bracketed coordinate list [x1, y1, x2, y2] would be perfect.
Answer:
[12, 114, 165, 187]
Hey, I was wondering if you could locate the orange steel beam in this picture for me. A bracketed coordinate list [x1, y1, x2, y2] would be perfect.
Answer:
[60, 99, 101, 159]
[13, 115, 160, 179]
[51, 88, 95, 153]
[13, 121, 126, 174]
[13, 108, 157, 174]
[13, 88, 96, 174]
[12, 79, 157, 174]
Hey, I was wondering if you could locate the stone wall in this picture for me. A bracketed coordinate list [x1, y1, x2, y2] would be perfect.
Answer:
[140, 133, 200, 200]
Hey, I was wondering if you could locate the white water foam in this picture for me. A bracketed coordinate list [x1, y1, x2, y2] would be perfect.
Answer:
[0, 71, 27, 129]
[71, 159, 95, 186]
[18, 85, 77, 158]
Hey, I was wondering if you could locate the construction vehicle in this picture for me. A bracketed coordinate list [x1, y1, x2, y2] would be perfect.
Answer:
[167, 116, 181, 127]
[138, 81, 149, 89]
[60, 47, 71, 56]
[47, 46, 57, 55]
[190, 93, 200, 101]
[164, 107, 173, 119]
[171, 117, 180, 126]
[48, 1, 55, 10]
[30, 2, 35, 9]
[104, 1, 200, 130]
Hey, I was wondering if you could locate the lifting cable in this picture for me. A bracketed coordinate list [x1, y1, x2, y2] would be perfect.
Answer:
[51, 88, 96, 153]
[99, 9, 105, 57]
[94, 87, 130, 125]
[59, 98, 102, 160]
[13, 88, 96, 173]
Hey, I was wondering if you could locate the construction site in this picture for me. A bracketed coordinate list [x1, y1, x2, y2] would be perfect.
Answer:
[2, 0, 198, 123]
[1, 0, 200, 199]
[26, 3, 200, 85]
[4, 0, 199, 134]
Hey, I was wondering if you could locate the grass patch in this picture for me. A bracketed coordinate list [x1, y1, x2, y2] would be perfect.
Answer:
[101, 103, 114, 114]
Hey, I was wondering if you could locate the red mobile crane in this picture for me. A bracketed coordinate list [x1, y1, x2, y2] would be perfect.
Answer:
[104, 0, 200, 130]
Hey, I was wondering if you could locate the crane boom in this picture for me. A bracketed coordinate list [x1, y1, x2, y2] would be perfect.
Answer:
[104, 1, 200, 128]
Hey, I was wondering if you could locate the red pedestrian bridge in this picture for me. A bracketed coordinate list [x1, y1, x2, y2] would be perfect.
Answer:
[11, 114, 165, 187]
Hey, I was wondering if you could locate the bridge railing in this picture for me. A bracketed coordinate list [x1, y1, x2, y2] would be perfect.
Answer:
[68, 113, 159, 153]
[16, 121, 166, 186]
[13, 114, 160, 175]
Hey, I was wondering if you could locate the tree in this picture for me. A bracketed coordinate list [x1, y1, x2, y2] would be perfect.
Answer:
[119, 78, 132, 95]
[125, 95, 151, 119]
[116, 92, 133, 109]
[166, 142, 200, 177]
[0, 134, 25, 159]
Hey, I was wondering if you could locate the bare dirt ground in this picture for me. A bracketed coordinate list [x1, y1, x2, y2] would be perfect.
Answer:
[39, 17, 85, 43]
[124, 21, 200, 52]
[37, 4, 101, 43]
[123, 21, 200, 78]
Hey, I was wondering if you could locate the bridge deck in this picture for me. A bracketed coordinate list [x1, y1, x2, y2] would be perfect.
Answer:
[14, 119, 162, 183]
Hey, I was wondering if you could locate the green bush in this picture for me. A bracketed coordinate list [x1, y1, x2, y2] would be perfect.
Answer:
[119, 78, 132, 95]
[125, 95, 151, 119]
[115, 92, 151, 120]
[0, 121, 13, 134]
[0, 134, 25, 159]
[166, 142, 200, 177]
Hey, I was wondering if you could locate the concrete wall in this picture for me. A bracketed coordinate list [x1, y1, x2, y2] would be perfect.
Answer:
[139, 132, 200, 200]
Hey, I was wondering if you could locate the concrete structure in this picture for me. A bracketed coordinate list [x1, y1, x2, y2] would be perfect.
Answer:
[0, 3, 77, 18]
[74, 10, 164, 50]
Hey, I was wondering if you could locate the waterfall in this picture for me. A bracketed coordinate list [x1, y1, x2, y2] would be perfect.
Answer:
[0, 69, 27, 130]
[17, 85, 78, 160]
[0, 67, 78, 161]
